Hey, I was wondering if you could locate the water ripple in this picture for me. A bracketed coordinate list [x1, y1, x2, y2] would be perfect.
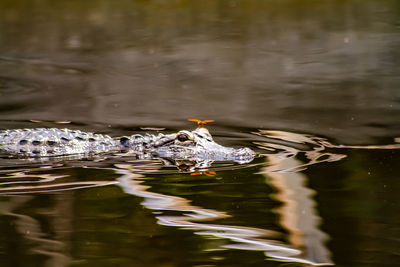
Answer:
[1, 129, 399, 265]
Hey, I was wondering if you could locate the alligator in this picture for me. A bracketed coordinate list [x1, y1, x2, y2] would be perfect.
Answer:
[0, 122, 255, 167]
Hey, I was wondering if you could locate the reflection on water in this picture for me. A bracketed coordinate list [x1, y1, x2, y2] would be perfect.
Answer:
[118, 163, 331, 265]
[0, 195, 73, 266]
[1, 129, 399, 266]
[0, 164, 118, 194]
[1, 0, 400, 265]
[116, 167, 328, 266]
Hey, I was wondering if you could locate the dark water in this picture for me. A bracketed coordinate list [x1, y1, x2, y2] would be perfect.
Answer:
[1, 1, 400, 266]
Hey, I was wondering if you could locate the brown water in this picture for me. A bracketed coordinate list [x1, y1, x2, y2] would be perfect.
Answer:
[1, 1, 400, 266]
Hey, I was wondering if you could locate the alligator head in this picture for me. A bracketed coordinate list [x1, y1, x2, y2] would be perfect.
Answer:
[120, 127, 256, 164]
[0, 126, 256, 169]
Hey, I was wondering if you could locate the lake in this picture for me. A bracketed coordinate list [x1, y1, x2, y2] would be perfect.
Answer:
[0, 1, 399, 266]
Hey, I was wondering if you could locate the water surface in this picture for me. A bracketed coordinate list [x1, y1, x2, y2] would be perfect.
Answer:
[1, 1, 400, 266]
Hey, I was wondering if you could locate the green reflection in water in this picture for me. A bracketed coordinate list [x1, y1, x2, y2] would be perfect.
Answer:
[0, 128, 399, 266]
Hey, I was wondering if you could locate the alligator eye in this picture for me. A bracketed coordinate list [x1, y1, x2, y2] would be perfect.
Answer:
[177, 134, 189, 142]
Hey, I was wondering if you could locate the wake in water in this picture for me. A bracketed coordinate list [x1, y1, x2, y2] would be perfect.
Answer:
[0, 128, 399, 265]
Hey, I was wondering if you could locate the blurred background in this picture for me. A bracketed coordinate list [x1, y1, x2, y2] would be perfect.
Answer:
[1, 0, 400, 144]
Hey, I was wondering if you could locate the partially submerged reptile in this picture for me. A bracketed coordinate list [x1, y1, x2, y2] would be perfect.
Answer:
[0, 120, 255, 165]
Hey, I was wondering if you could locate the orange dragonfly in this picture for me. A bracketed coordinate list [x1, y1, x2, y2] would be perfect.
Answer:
[188, 119, 215, 128]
